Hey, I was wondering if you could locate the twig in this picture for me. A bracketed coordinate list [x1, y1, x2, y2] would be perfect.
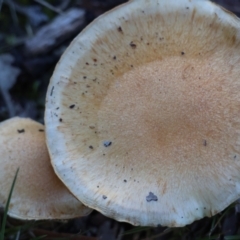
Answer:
[0, 0, 3, 12]
[5, 0, 19, 25]
[34, 0, 63, 14]
[0, 89, 16, 117]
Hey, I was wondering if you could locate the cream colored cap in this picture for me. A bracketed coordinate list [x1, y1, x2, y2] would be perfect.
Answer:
[45, 0, 240, 227]
[0, 117, 91, 220]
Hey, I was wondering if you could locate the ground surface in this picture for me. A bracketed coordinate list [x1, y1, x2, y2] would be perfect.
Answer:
[1, 0, 240, 239]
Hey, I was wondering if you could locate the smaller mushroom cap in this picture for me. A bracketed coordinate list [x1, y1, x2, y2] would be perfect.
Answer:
[0, 117, 91, 220]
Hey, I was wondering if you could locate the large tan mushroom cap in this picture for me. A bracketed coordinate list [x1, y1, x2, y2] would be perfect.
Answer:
[45, 0, 240, 227]
[0, 117, 91, 220]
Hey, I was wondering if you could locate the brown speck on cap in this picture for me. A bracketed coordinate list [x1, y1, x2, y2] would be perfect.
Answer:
[118, 26, 123, 33]
[130, 41, 137, 49]
[17, 129, 25, 133]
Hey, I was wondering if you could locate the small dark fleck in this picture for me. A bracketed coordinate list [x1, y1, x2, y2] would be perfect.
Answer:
[56, 107, 59, 110]
[39, 129, 44, 132]
[69, 104, 75, 109]
[86, 85, 90, 88]
[50, 86, 54, 96]
[89, 126, 95, 129]
[103, 154, 106, 156]
[181, 217, 183, 219]
[93, 58, 97, 62]
[89, 145, 93, 149]
[131, 65, 133, 68]
[59, 118, 63, 122]
[104, 141, 112, 147]
[97, 186, 99, 188]
[196, 208, 198, 210]
[131, 168, 133, 171]
[234, 155, 237, 159]
[186, 7, 189, 9]
[124, 179, 127, 183]
[146, 192, 158, 202]
[86, 62, 89, 65]
[159, 37, 164, 41]
[118, 27, 123, 33]
[93, 78, 97, 81]
[102, 195, 107, 199]
[17, 129, 25, 133]
[203, 140, 207, 146]
[204, 207, 206, 210]
[181, 51, 185, 55]
[113, 56, 117, 60]
[130, 41, 137, 49]
[83, 76, 87, 79]
[147, 42, 150, 45]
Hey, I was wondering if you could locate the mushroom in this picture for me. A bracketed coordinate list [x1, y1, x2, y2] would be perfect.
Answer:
[0, 117, 91, 220]
[45, 0, 240, 227]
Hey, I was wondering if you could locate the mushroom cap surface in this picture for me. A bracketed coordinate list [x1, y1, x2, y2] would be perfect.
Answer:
[0, 117, 91, 220]
[45, 0, 240, 226]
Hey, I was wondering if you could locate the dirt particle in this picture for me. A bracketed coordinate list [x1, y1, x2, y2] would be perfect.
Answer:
[89, 145, 93, 149]
[83, 76, 87, 79]
[104, 141, 112, 147]
[113, 56, 116, 60]
[38, 129, 44, 132]
[102, 195, 107, 199]
[17, 129, 25, 133]
[69, 104, 75, 109]
[123, 179, 127, 183]
[146, 192, 158, 202]
[118, 26, 123, 33]
[203, 140, 207, 146]
[181, 51, 185, 55]
[50, 86, 54, 96]
[130, 41, 137, 49]
[59, 118, 62, 122]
